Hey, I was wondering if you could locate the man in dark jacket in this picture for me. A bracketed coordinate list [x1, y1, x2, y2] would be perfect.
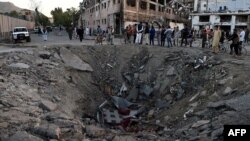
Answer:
[228, 29, 239, 55]
[77, 26, 84, 42]
[161, 26, 166, 46]
[245, 28, 249, 43]
[181, 24, 188, 47]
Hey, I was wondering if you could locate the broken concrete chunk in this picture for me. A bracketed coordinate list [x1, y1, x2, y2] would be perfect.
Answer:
[155, 99, 169, 109]
[85, 125, 106, 138]
[8, 63, 30, 69]
[192, 120, 210, 128]
[7, 131, 43, 141]
[140, 84, 154, 96]
[39, 99, 57, 111]
[39, 51, 51, 59]
[167, 66, 176, 76]
[111, 96, 133, 109]
[59, 47, 93, 72]
[33, 123, 61, 139]
[126, 86, 138, 102]
[207, 101, 226, 109]
[112, 135, 137, 141]
[218, 76, 233, 85]
[223, 87, 232, 95]
[189, 93, 199, 102]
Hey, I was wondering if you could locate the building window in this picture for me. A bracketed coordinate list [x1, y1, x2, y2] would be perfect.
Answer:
[199, 16, 210, 22]
[118, 0, 120, 3]
[113, 0, 116, 4]
[158, 0, 164, 5]
[150, 4, 156, 11]
[104, 3, 106, 8]
[220, 15, 231, 22]
[127, 0, 136, 7]
[140, 1, 147, 10]
[108, 0, 110, 7]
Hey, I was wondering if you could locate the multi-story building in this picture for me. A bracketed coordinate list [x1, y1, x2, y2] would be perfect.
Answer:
[19, 9, 34, 21]
[191, 0, 250, 32]
[80, 0, 189, 34]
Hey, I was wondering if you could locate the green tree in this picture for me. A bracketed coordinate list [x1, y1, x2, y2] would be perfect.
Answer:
[35, 8, 51, 26]
[51, 7, 80, 27]
[51, 7, 65, 26]
[9, 10, 19, 18]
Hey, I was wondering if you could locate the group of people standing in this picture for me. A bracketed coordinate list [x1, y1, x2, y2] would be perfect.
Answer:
[122, 23, 195, 48]
[200, 26, 249, 55]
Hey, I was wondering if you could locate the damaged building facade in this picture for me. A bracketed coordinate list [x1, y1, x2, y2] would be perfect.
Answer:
[191, 0, 250, 32]
[80, 0, 189, 34]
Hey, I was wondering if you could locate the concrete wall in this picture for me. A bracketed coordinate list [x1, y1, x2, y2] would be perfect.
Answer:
[83, 0, 121, 31]
[199, 0, 250, 12]
[0, 14, 35, 40]
[192, 14, 249, 33]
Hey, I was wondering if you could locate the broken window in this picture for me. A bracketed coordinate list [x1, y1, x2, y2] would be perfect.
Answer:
[150, 4, 156, 11]
[127, 0, 136, 7]
[158, 6, 163, 12]
[236, 15, 248, 23]
[158, 0, 164, 5]
[199, 16, 209, 22]
[220, 15, 231, 22]
[140, 1, 147, 10]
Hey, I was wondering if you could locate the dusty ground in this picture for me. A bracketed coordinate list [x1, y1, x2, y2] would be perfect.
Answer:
[0, 44, 250, 141]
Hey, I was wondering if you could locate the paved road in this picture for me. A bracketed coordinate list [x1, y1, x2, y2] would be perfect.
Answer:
[1, 30, 250, 54]
[27, 31, 124, 46]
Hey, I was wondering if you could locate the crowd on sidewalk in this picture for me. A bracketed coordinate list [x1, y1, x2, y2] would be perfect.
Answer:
[45, 22, 249, 56]
[120, 22, 249, 56]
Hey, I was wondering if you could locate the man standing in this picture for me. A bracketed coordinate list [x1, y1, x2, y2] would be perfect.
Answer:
[77, 26, 84, 42]
[107, 26, 114, 45]
[66, 26, 73, 40]
[135, 22, 144, 44]
[228, 29, 240, 55]
[239, 28, 245, 54]
[144, 22, 150, 45]
[161, 26, 166, 46]
[41, 26, 48, 41]
[212, 26, 221, 54]
[149, 25, 155, 46]
[245, 28, 249, 43]
[85, 27, 90, 36]
[181, 24, 188, 47]
[165, 26, 173, 47]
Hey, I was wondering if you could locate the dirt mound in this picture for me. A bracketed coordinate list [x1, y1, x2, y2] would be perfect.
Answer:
[0, 45, 250, 141]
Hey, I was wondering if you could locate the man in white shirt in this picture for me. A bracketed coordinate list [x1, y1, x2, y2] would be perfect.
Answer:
[239, 28, 245, 44]
[135, 22, 144, 44]
[85, 27, 90, 36]
[239, 28, 245, 55]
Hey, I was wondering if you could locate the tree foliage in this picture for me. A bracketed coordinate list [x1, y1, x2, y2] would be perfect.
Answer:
[51, 7, 80, 27]
[51, 7, 64, 26]
[35, 8, 51, 26]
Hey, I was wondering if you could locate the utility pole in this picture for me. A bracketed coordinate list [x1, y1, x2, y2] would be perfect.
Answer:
[206, 0, 208, 11]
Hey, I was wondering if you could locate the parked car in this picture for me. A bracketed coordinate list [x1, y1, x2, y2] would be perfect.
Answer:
[46, 26, 53, 32]
[12, 27, 31, 43]
[34, 27, 39, 33]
